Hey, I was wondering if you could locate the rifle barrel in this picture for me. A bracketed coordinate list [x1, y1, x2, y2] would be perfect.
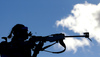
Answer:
[64, 35, 85, 37]
[64, 35, 92, 42]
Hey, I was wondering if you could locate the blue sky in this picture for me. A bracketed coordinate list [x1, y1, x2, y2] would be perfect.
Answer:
[0, 0, 100, 57]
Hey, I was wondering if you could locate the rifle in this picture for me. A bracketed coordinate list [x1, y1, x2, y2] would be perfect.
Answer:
[30, 32, 91, 42]
[30, 32, 91, 57]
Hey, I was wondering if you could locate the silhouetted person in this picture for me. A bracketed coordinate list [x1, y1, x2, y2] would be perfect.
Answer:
[0, 24, 36, 57]
[0, 24, 67, 57]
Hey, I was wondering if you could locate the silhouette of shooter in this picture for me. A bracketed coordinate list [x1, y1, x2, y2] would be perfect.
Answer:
[0, 24, 90, 57]
[0, 24, 67, 57]
[0, 24, 39, 57]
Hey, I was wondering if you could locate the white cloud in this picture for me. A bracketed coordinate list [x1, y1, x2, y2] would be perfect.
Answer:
[56, 2, 100, 52]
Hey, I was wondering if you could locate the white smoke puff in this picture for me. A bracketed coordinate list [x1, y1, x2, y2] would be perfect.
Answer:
[56, 2, 100, 43]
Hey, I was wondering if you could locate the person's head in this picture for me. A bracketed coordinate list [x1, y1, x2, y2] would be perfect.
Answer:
[8, 24, 28, 40]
